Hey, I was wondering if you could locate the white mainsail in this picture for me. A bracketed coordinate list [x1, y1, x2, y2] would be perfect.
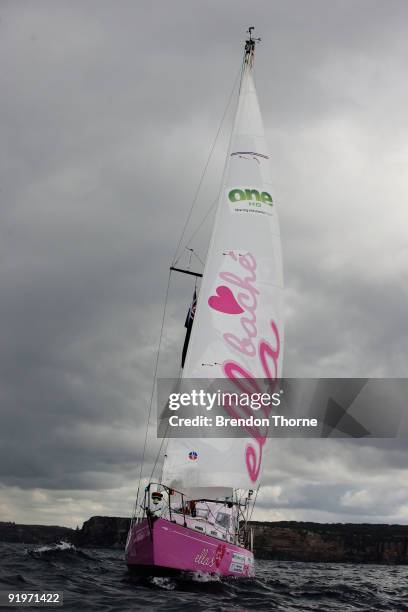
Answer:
[162, 39, 284, 494]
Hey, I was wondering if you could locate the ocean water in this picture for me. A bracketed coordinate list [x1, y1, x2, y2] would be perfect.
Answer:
[0, 542, 407, 611]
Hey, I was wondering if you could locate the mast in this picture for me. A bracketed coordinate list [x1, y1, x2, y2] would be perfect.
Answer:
[162, 28, 284, 494]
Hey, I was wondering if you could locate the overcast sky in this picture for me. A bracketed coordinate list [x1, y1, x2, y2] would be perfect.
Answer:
[1, 0, 408, 528]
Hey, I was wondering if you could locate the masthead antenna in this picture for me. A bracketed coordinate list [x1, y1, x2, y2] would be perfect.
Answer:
[244, 26, 261, 66]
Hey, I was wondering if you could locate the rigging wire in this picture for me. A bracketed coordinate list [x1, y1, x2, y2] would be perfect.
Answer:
[134, 269, 173, 515]
[247, 485, 260, 523]
[183, 198, 218, 257]
[173, 199, 217, 272]
[191, 249, 205, 268]
[149, 365, 182, 483]
[145, 61, 244, 487]
[199, 57, 247, 267]
[134, 54, 247, 515]
[172, 64, 242, 267]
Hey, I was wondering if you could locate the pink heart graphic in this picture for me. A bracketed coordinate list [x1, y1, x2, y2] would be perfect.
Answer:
[208, 285, 244, 315]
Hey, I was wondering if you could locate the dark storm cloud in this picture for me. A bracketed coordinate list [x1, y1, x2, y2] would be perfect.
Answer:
[1, 0, 408, 526]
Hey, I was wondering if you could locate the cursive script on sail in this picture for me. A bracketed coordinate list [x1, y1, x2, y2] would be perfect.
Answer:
[208, 251, 281, 482]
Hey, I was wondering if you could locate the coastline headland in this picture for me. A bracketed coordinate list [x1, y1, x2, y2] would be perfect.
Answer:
[1, 517, 408, 564]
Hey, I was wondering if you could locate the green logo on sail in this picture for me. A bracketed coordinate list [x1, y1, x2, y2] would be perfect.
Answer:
[228, 188, 273, 206]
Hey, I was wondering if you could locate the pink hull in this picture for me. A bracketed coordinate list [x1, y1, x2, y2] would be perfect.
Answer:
[125, 518, 254, 577]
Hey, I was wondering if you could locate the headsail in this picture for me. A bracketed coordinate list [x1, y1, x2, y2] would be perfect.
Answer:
[162, 32, 284, 493]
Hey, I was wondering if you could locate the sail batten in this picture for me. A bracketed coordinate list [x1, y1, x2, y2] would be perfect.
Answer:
[162, 42, 284, 493]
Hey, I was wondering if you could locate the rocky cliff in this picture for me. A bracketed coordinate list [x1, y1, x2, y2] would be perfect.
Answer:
[75, 516, 130, 548]
[2, 517, 408, 564]
[0, 521, 75, 545]
[250, 521, 408, 564]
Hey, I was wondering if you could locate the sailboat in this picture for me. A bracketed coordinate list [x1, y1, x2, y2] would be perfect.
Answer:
[125, 28, 284, 577]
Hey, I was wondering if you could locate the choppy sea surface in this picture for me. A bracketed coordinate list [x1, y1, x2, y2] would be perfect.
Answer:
[1, 542, 408, 611]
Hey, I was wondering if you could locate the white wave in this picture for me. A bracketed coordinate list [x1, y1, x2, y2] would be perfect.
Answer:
[28, 540, 76, 554]
[149, 576, 176, 590]
[192, 570, 221, 582]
